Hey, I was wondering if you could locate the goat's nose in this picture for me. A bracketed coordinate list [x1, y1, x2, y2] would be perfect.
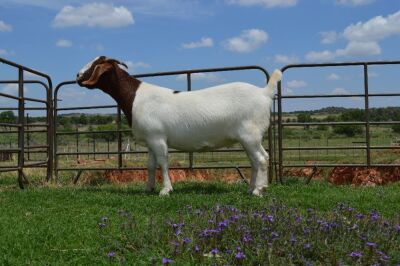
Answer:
[76, 73, 80, 78]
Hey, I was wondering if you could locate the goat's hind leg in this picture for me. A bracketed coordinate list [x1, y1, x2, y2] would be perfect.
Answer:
[147, 138, 173, 196]
[145, 151, 157, 192]
[242, 141, 269, 197]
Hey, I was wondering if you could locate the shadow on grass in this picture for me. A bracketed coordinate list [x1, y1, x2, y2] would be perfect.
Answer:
[80, 181, 243, 196]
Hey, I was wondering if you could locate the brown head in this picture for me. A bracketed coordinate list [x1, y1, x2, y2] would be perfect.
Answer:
[76, 56, 141, 127]
[76, 56, 129, 90]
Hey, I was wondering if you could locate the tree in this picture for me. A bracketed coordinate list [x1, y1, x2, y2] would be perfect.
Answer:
[297, 113, 312, 129]
[0, 111, 16, 124]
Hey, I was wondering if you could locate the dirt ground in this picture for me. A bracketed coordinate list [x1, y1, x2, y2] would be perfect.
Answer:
[104, 169, 245, 184]
[328, 166, 400, 186]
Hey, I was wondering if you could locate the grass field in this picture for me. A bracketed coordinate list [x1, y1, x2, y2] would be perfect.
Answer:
[0, 175, 399, 265]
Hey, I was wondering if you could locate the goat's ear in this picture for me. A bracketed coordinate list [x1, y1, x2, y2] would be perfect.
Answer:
[82, 63, 113, 87]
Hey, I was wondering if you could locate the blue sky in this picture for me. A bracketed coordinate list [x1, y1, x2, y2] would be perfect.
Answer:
[1, 0, 400, 113]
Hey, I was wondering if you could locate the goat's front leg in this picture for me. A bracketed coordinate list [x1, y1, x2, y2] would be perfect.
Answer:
[147, 138, 173, 196]
[145, 151, 156, 192]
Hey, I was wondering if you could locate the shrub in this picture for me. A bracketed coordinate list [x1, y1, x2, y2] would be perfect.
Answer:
[333, 125, 363, 137]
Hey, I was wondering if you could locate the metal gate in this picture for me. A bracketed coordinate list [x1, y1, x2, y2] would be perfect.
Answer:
[54, 66, 274, 183]
[277, 61, 400, 182]
[0, 57, 53, 188]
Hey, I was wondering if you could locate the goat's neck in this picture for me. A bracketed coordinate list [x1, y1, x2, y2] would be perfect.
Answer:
[101, 72, 141, 127]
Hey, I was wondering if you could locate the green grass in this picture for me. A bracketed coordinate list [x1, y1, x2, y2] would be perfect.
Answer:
[0, 178, 399, 265]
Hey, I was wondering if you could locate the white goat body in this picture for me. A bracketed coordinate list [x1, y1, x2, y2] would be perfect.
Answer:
[132, 81, 274, 152]
[76, 56, 282, 196]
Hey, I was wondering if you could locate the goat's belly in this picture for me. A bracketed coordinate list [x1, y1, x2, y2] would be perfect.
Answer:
[167, 135, 237, 152]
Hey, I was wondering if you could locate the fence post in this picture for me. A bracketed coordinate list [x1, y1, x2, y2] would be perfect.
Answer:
[76, 127, 79, 162]
[17, 68, 25, 188]
[363, 64, 371, 166]
[117, 107, 123, 169]
[187, 73, 194, 170]
[26, 113, 30, 161]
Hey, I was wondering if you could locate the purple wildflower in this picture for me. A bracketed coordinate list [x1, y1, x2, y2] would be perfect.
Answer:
[395, 224, 400, 232]
[304, 243, 312, 249]
[267, 215, 274, 222]
[194, 246, 200, 252]
[366, 242, 377, 248]
[356, 213, 365, 219]
[243, 234, 253, 243]
[271, 232, 279, 240]
[370, 211, 380, 221]
[183, 238, 191, 244]
[211, 248, 219, 256]
[377, 250, 389, 261]
[108, 251, 116, 258]
[349, 251, 363, 258]
[218, 220, 229, 229]
[236, 252, 246, 260]
[162, 258, 172, 265]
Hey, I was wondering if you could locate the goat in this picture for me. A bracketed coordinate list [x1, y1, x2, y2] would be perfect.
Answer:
[76, 56, 282, 196]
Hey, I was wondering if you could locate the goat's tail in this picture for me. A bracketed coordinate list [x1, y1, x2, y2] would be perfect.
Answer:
[264, 69, 282, 98]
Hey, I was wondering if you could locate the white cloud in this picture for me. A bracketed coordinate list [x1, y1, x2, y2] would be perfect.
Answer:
[336, 41, 381, 56]
[327, 73, 340, 80]
[56, 39, 72, 48]
[1, 84, 28, 95]
[336, 0, 375, 6]
[182, 37, 213, 49]
[305, 50, 336, 62]
[223, 29, 268, 53]
[0, 49, 9, 56]
[52, 3, 134, 28]
[274, 54, 299, 65]
[330, 87, 350, 95]
[226, 0, 297, 8]
[124, 61, 150, 70]
[343, 10, 400, 42]
[320, 31, 337, 44]
[0, 20, 12, 32]
[176, 73, 224, 83]
[283, 87, 294, 96]
[59, 87, 86, 98]
[95, 44, 104, 51]
[286, 80, 307, 89]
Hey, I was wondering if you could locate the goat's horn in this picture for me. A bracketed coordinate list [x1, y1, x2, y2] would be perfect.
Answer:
[105, 58, 128, 69]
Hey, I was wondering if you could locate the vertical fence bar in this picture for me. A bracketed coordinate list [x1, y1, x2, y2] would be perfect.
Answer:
[117, 107, 123, 169]
[17, 68, 25, 188]
[76, 127, 79, 161]
[277, 80, 283, 184]
[272, 96, 278, 183]
[53, 97, 58, 180]
[364, 64, 371, 166]
[26, 113, 30, 161]
[47, 80, 53, 182]
[187, 73, 194, 170]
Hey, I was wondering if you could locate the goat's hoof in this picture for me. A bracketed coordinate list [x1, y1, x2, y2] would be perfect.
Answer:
[251, 188, 264, 197]
[144, 186, 155, 193]
[247, 187, 255, 194]
[159, 187, 173, 196]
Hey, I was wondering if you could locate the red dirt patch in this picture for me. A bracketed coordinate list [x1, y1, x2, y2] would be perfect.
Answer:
[104, 169, 242, 184]
[329, 167, 400, 187]
[283, 167, 323, 180]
